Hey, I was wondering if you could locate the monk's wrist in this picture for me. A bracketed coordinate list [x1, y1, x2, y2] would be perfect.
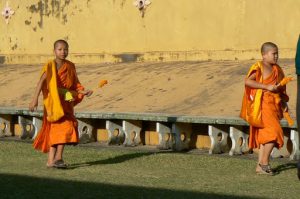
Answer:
[262, 84, 269, 90]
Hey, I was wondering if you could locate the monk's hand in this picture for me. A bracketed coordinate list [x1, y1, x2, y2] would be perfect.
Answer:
[265, 84, 278, 92]
[275, 82, 286, 92]
[29, 99, 38, 112]
[282, 102, 288, 112]
[85, 90, 93, 97]
[80, 90, 93, 97]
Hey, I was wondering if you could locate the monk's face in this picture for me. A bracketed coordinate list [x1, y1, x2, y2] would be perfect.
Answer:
[262, 48, 278, 65]
[54, 42, 68, 60]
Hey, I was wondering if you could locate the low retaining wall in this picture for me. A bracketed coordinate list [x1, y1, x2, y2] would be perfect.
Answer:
[0, 107, 299, 160]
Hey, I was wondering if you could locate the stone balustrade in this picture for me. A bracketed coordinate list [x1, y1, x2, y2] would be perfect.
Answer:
[0, 107, 299, 160]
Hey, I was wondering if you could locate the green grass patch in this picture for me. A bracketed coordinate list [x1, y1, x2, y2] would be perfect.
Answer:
[0, 140, 299, 199]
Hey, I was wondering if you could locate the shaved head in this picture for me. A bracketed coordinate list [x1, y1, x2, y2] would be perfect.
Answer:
[54, 39, 69, 49]
[261, 42, 278, 55]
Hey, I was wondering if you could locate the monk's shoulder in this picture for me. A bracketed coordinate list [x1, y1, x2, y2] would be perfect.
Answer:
[274, 64, 285, 77]
[41, 60, 53, 72]
[274, 64, 283, 71]
[274, 64, 283, 72]
[65, 60, 76, 69]
[250, 61, 262, 71]
[44, 60, 53, 67]
[246, 61, 261, 77]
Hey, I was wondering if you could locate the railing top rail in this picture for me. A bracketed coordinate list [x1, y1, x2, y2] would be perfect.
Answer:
[0, 107, 295, 128]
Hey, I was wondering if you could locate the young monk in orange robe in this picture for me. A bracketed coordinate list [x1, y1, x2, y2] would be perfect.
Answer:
[240, 42, 290, 175]
[29, 39, 93, 168]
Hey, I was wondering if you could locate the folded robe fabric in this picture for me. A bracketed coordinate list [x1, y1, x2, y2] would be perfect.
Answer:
[33, 60, 84, 153]
[240, 61, 289, 149]
[240, 61, 264, 127]
[40, 59, 64, 122]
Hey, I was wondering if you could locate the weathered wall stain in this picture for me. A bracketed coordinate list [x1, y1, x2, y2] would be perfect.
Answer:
[114, 54, 142, 62]
[120, 0, 126, 8]
[87, 0, 91, 6]
[11, 44, 18, 50]
[26, 0, 73, 29]
[112, 0, 127, 8]
[8, 37, 18, 51]
[24, 20, 31, 25]
[28, 0, 43, 28]
[0, 56, 5, 64]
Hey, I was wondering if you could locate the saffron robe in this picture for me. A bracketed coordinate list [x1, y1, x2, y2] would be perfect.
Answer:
[33, 60, 84, 153]
[240, 61, 289, 149]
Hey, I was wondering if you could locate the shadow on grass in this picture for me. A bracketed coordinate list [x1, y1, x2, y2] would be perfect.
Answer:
[68, 152, 162, 169]
[298, 161, 300, 180]
[0, 173, 264, 199]
[272, 162, 297, 175]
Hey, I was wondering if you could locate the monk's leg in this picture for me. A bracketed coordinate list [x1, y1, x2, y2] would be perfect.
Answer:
[256, 144, 264, 172]
[261, 142, 274, 165]
[54, 144, 65, 161]
[47, 146, 57, 166]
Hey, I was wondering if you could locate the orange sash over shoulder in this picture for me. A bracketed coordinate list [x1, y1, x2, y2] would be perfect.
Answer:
[240, 61, 264, 127]
[41, 60, 65, 122]
[33, 60, 84, 153]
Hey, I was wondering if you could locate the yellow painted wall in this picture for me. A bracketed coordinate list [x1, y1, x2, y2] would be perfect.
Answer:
[1, 0, 300, 64]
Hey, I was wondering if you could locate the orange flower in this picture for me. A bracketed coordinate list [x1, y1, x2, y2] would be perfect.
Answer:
[279, 77, 293, 86]
[98, 80, 108, 88]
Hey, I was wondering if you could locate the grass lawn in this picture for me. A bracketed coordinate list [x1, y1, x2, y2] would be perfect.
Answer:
[0, 140, 299, 199]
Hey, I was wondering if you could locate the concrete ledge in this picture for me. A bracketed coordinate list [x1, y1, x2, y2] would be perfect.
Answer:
[0, 107, 296, 128]
[0, 107, 43, 117]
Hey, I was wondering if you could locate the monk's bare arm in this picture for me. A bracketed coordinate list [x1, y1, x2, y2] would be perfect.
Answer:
[29, 73, 47, 111]
[72, 69, 93, 97]
[245, 72, 278, 92]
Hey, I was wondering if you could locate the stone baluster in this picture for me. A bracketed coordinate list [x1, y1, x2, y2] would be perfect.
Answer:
[78, 119, 94, 144]
[229, 126, 249, 155]
[290, 130, 300, 160]
[208, 125, 230, 154]
[172, 123, 192, 151]
[0, 115, 13, 137]
[122, 120, 142, 146]
[106, 120, 125, 145]
[156, 122, 173, 150]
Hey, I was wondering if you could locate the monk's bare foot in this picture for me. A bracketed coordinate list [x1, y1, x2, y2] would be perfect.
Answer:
[46, 162, 54, 168]
[53, 159, 67, 169]
[256, 164, 261, 173]
[256, 164, 274, 175]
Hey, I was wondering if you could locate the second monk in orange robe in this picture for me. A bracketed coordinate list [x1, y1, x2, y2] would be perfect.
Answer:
[29, 39, 93, 168]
